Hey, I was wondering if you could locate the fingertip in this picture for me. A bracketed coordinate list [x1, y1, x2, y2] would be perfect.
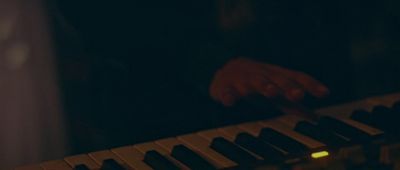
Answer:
[262, 84, 279, 98]
[221, 97, 236, 107]
[286, 88, 305, 102]
[314, 86, 330, 98]
[221, 92, 238, 107]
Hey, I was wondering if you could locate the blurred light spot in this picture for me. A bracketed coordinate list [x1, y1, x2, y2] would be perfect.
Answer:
[5, 43, 30, 70]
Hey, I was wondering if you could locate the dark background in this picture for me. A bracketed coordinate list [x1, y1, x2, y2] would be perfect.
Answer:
[47, 0, 400, 154]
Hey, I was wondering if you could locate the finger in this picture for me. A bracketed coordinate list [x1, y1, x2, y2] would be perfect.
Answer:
[249, 75, 279, 98]
[210, 79, 238, 106]
[289, 71, 330, 98]
[220, 87, 240, 107]
[209, 70, 241, 106]
[232, 78, 252, 96]
[210, 69, 228, 101]
[264, 71, 305, 102]
[264, 64, 329, 98]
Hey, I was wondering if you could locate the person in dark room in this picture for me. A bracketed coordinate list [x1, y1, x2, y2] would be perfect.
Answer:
[50, 0, 400, 155]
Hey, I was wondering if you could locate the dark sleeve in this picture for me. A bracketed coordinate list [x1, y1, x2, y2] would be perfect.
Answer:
[173, 1, 237, 96]
[183, 39, 235, 96]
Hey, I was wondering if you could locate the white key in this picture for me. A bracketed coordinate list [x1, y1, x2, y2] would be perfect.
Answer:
[198, 129, 263, 160]
[178, 134, 237, 169]
[89, 150, 132, 169]
[316, 92, 400, 116]
[257, 120, 326, 149]
[134, 142, 169, 155]
[220, 125, 289, 155]
[332, 117, 384, 136]
[315, 100, 371, 117]
[238, 121, 301, 154]
[155, 137, 220, 168]
[278, 115, 370, 163]
[40, 160, 72, 170]
[155, 138, 183, 153]
[278, 112, 383, 138]
[237, 121, 265, 136]
[274, 114, 307, 128]
[14, 165, 43, 170]
[218, 125, 290, 155]
[197, 129, 235, 142]
[277, 115, 357, 157]
[64, 154, 100, 169]
[364, 93, 400, 108]
[134, 141, 190, 170]
[111, 146, 153, 170]
[217, 126, 247, 139]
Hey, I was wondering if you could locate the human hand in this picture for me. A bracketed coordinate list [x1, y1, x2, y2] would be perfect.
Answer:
[209, 58, 330, 106]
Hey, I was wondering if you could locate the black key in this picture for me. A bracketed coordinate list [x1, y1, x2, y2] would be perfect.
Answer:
[144, 150, 180, 170]
[171, 145, 217, 170]
[294, 121, 349, 148]
[372, 106, 394, 127]
[351, 107, 394, 137]
[372, 106, 400, 135]
[392, 100, 400, 111]
[372, 105, 393, 119]
[258, 128, 309, 154]
[100, 159, 126, 170]
[318, 116, 373, 143]
[210, 137, 259, 165]
[373, 105, 392, 114]
[74, 164, 90, 170]
[234, 132, 285, 162]
[350, 110, 372, 125]
[392, 101, 400, 120]
[390, 102, 400, 123]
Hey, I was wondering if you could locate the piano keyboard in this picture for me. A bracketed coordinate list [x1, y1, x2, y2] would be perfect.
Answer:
[16, 93, 400, 170]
